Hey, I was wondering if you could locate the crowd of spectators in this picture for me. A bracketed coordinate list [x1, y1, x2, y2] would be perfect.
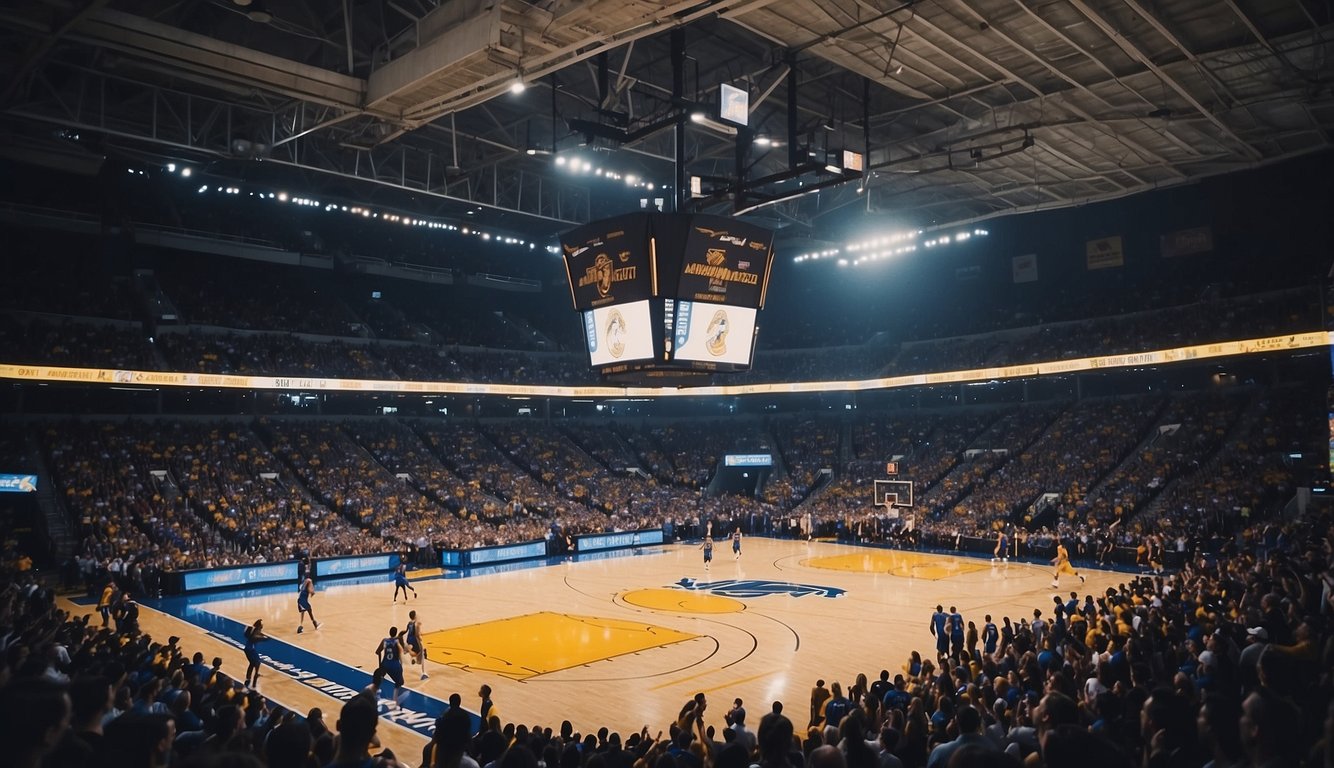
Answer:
[158, 332, 399, 380]
[1134, 386, 1323, 544]
[17, 374, 1321, 586]
[950, 398, 1164, 535]
[154, 257, 366, 338]
[771, 417, 842, 507]
[893, 287, 1321, 377]
[1, 316, 159, 371]
[1085, 394, 1249, 529]
[905, 406, 1064, 536]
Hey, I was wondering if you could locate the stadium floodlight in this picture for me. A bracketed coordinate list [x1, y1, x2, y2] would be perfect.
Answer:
[689, 110, 738, 136]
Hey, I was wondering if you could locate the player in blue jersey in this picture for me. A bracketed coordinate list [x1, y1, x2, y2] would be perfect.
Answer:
[406, 609, 428, 680]
[243, 619, 267, 687]
[982, 615, 999, 657]
[297, 574, 320, 634]
[930, 605, 949, 659]
[731, 527, 743, 560]
[700, 535, 714, 571]
[392, 561, 417, 603]
[376, 626, 408, 706]
[993, 528, 1009, 562]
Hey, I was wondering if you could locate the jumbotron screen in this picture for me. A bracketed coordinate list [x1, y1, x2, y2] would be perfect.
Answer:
[670, 301, 757, 367]
[560, 213, 774, 379]
[583, 300, 655, 368]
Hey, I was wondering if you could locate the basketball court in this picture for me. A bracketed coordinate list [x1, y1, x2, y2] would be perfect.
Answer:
[62, 536, 1123, 765]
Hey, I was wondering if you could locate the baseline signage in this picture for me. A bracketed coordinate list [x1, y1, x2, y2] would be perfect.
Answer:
[182, 561, 299, 592]
[576, 529, 666, 553]
[724, 454, 772, 467]
[0, 474, 37, 493]
[315, 553, 400, 578]
[450, 540, 547, 568]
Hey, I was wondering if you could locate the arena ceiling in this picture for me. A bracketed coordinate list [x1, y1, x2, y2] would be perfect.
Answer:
[1, 0, 1331, 245]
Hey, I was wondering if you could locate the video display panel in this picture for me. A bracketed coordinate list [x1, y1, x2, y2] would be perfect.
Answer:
[675, 215, 774, 308]
[561, 214, 653, 310]
[584, 300, 655, 367]
[671, 301, 757, 366]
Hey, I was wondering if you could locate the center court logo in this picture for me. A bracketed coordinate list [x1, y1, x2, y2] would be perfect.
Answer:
[673, 577, 845, 599]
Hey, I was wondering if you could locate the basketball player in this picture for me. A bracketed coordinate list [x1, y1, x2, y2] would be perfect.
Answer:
[376, 626, 408, 706]
[1050, 540, 1085, 589]
[731, 527, 743, 560]
[992, 528, 1009, 562]
[930, 605, 949, 659]
[700, 535, 714, 571]
[97, 580, 116, 628]
[392, 561, 417, 603]
[297, 573, 320, 633]
[243, 619, 267, 687]
[406, 609, 428, 680]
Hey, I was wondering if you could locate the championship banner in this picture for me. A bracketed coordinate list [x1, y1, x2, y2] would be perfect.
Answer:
[672, 214, 774, 308]
[1012, 253, 1038, 283]
[1160, 226, 1213, 258]
[1086, 236, 1124, 270]
[560, 213, 653, 310]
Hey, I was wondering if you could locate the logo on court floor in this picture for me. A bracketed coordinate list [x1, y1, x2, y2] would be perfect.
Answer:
[673, 578, 845, 599]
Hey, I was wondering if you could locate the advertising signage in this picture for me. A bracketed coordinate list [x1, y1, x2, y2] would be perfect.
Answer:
[0, 474, 37, 493]
[182, 561, 298, 592]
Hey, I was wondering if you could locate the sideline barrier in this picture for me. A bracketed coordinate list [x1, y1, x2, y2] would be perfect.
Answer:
[174, 552, 403, 594]
[441, 540, 547, 569]
[314, 552, 402, 578]
[179, 561, 299, 593]
[574, 529, 665, 553]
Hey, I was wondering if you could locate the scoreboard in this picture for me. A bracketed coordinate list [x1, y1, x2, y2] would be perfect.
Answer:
[561, 214, 775, 378]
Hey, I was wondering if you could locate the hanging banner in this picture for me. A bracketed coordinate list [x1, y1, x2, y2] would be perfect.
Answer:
[1085, 236, 1124, 270]
[1012, 254, 1038, 283]
[1160, 226, 1213, 258]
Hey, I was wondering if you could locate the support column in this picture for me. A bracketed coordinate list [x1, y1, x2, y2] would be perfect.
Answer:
[672, 28, 687, 213]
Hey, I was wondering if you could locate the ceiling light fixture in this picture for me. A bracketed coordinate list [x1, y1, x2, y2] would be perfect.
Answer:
[246, 1, 273, 23]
